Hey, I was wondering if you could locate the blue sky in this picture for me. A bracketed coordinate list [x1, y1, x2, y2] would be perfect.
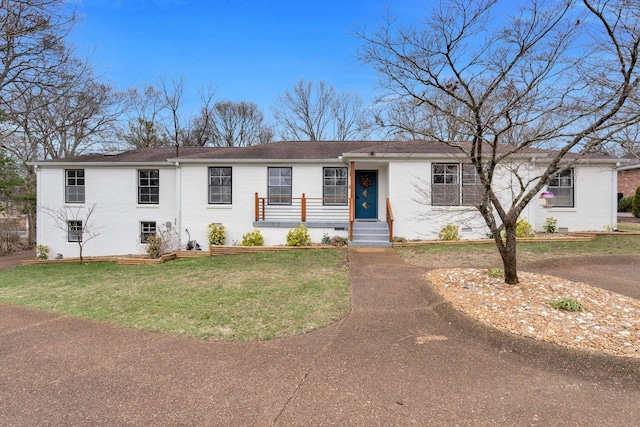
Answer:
[67, 0, 427, 120]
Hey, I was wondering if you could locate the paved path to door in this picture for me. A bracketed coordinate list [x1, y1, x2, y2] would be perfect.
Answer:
[1, 249, 639, 425]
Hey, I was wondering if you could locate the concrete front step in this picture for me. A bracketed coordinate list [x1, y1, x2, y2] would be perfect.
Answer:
[350, 221, 392, 247]
[349, 240, 393, 248]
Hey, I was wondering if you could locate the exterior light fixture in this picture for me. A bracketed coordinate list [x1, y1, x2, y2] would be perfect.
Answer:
[539, 190, 555, 208]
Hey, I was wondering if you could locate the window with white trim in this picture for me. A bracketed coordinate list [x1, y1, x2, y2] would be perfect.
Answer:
[140, 221, 156, 244]
[65, 169, 85, 203]
[461, 164, 483, 206]
[432, 163, 483, 206]
[208, 167, 232, 204]
[547, 168, 574, 207]
[268, 167, 292, 205]
[323, 167, 348, 206]
[67, 220, 82, 242]
[138, 169, 159, 204]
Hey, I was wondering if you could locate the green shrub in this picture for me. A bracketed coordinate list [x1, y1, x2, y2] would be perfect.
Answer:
[286, 224, 312, 246]
[36, 244, 50, 260]
[515, 217, 535, 238]
[633, 186, 640, 218]
[550, 297, 584, 312]
[207, 223, 226, 246]
[438, 224, 460, 241]
[240, 228, 264, 246]
[392, 236, 407, 242]
[486, 268, 505, 278]
[330, 236, 348, 246]
[618, 195, 634, 212]
[321, 233, 331, 245]
[542, 217, 557, 233]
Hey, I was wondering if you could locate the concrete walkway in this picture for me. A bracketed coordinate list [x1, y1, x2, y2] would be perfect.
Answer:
[1, 248, 639, 425]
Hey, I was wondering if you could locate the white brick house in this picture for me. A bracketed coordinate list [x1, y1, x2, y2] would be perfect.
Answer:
[31, 140, 622, 258]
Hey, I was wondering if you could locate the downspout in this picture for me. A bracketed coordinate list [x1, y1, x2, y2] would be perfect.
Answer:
[613, 163, 619, 230]
[35, 165, 41, 247]
[175, 161, 182, 247]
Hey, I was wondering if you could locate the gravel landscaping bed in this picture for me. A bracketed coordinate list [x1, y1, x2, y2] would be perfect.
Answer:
[427, 268, 640, 359]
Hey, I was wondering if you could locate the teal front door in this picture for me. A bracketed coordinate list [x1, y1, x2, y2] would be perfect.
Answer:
[354, 170, 378, 219]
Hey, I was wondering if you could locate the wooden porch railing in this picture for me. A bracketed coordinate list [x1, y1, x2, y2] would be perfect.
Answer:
[386, 198, 394, 243]
[255, 193, 350, 222]
[349, 195, 355, 241]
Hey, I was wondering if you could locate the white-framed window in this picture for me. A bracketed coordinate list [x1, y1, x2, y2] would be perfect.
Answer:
[432, 164, 460, 206]
[461, 164, 483, 206]
[548, 168, 574, 207]
[432, 163, 483, 206]
[65, 169, 85, 203]
[208, 167, 232, 204]
[67, 220, 82, 242]
[140, 221, 156, 244]
[268, 167, 292, 205]
[138, 169, 159, 204]
[323, 167, 348, 206]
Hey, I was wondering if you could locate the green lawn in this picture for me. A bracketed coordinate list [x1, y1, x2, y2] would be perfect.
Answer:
[4, 234, 640, 342]
[397, 235, 640, 269]
[618, 222, 640, 232]
[0, 249, 350, 341]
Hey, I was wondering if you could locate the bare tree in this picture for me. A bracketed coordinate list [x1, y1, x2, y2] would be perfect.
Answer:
[42, 203, 100, 263]
[11, 70, 126, 159]
[272, 79, 370, 141]
[120, 85, 168, 148]
[179, 87, 214, 147]
[358, 0, 640, 284]
[159, 76, 186, 150]
[0, 0, 77, 105]
[210, 100, 274, 147]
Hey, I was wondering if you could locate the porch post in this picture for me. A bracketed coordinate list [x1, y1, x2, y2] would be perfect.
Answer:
[349, 162, 355, 241]
[255, 193, 259, 221]
[301, 193, 306, 222]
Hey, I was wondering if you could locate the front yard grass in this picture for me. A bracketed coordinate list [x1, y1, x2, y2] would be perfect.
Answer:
[0, 249, 350, 341]
[397, 235, 640, 269]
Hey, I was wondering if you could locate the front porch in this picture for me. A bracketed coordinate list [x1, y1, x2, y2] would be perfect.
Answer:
[253, 193, 394, 247]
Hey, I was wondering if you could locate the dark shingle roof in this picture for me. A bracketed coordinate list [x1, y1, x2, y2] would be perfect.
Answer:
[41, 146, 237, 163]
[34, 140, 619, 164]
[174, 141, 383, 160]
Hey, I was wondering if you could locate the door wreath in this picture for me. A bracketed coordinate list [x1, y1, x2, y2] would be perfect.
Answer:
[359, 174, 373, 188]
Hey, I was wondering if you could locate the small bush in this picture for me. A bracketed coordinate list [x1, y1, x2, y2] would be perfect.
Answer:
[321, 233, 331, 245]
[240, 228, 264, 246]
[0, 218, 21, 255]
[330, 235, 348, 246]
[146, 235, 163, 259]
[633, 186, 640, 218]
[286, 224, 312, 246]
[207, 223, 226, 246]
[392, 236, 407, 242]
[618, 195, 634, 212]
[36, 244, 50, 260]
[550, 297, 584, 312]
[542, 217, 557, 233]
[515, 217, 535, 238]
[145, 226, 179, 258]
[486, 268, 504, 278]
[438, 224, 460, 241]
